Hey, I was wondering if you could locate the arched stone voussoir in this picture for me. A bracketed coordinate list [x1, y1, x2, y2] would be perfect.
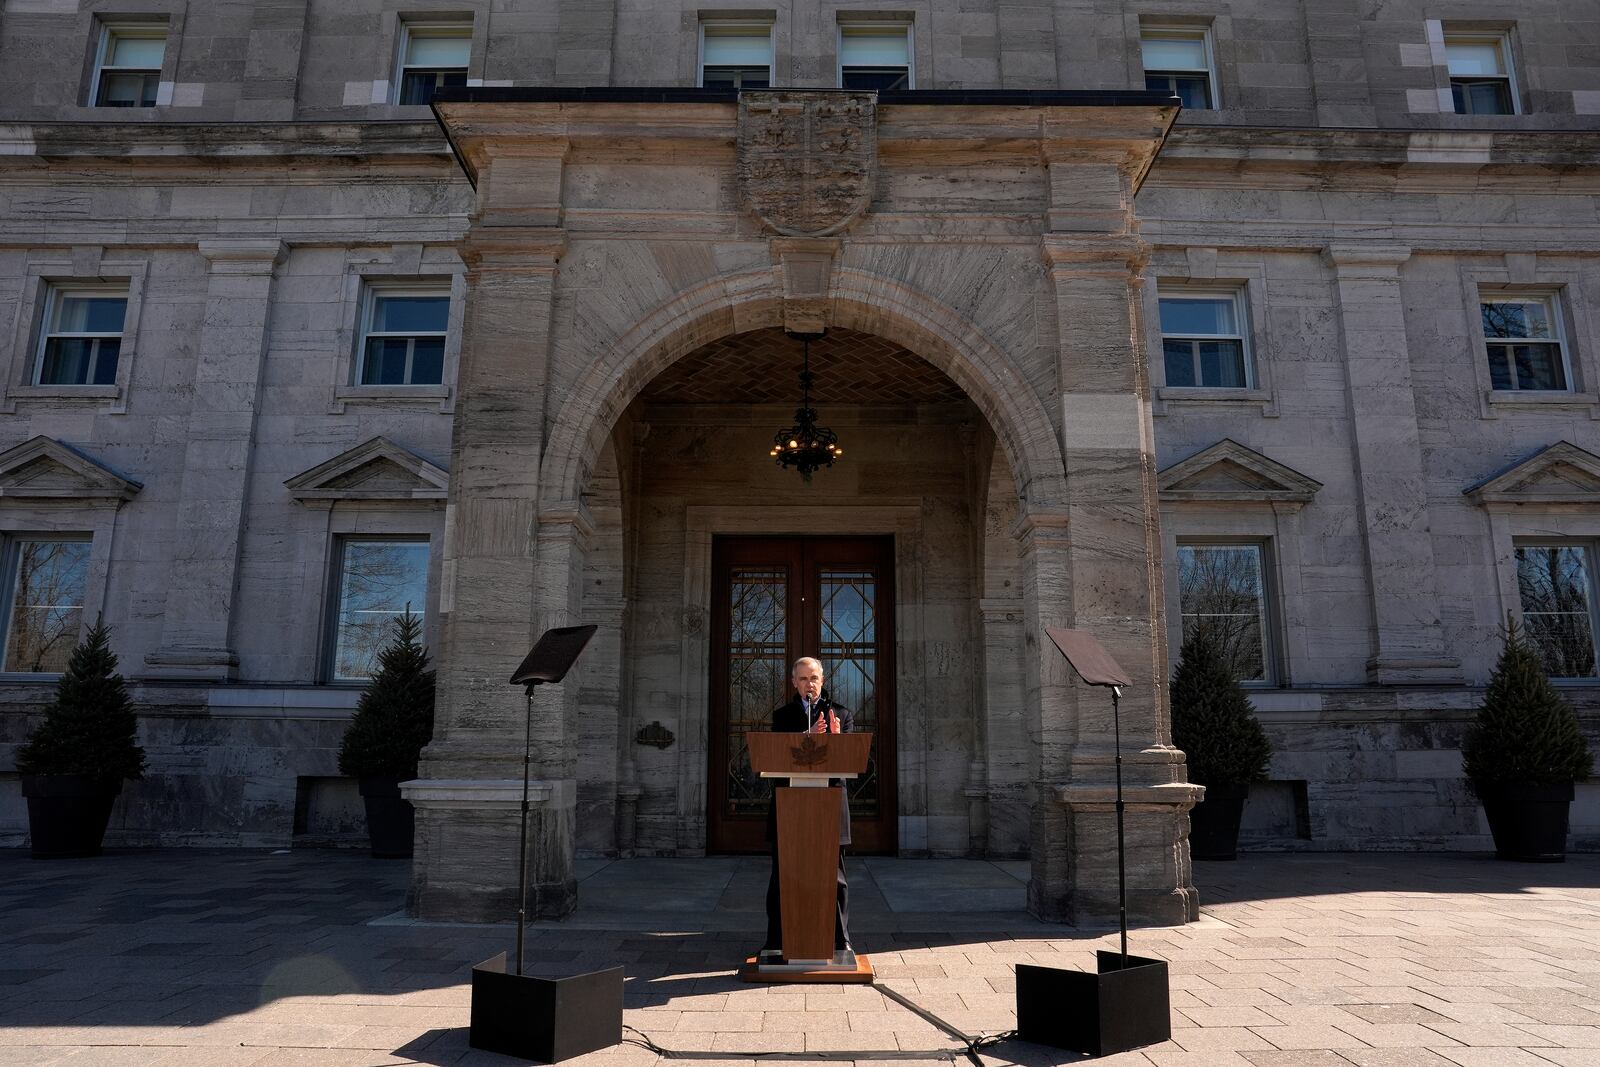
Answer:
[539, 267, 1069, 512]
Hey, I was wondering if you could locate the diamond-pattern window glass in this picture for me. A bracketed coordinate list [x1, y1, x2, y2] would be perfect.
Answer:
[821, 568, 879, 816]
[724, 567, 788, 816]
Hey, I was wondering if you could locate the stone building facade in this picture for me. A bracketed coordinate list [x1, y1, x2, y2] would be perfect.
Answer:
[0, 0, 1597, 924]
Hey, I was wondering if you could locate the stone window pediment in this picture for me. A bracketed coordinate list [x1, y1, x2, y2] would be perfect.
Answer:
[1158, 439, 1321, 507]
[0, 435, 141, 504]
[285, 437, 448, 505]
[1466, 441, 1600, 507]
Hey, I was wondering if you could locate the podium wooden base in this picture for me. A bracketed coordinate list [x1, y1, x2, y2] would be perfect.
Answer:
[740, 954, 874, 984]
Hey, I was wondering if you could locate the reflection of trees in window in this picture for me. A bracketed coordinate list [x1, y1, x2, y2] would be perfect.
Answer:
[334, 541, 428, 681]
[1177, 544, 1267, 682]
[3, 540, 91, 673]
[1516, 545, 1598, 679]
[1480, 299, 1566, 391]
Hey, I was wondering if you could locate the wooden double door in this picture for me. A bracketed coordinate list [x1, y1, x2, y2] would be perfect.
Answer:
[708, 535, 896, 853]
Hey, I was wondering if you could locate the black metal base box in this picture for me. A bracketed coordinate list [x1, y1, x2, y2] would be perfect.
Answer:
[1017, 951, 1171, 1056]
[469, 952, 624, 1063]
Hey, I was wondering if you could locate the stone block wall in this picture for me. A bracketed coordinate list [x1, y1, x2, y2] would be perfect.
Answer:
[2, 2, 1597, 131]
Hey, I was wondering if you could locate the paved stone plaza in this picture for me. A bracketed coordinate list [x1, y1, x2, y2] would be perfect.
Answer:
[2, 850, 1599, 1067]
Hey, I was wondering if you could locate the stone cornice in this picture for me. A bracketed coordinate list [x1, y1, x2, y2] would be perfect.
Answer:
[4, 121, 451, 168]
[1151, 125, 1600, 190]
[433, 95, 1179, 188]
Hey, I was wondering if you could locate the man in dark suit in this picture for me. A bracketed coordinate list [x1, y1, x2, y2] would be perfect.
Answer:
[762, 656, 855, 960]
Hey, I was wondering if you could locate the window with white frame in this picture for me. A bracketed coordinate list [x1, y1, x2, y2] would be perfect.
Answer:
[329, 538, 429, 682]
[1480, 293, 1570, 392]
[839, 24, 911, 90]
[1158, 289, 1252, 389]
[1, 537, 92, 674]
[700, 22, 771, 89]
[36, 285, 128, 387]
[397, 23, 470, 106]
[1445, 32, 1517, 115]
[358, 287, 449, 386]
[92, 23, 166, 108]
[1177, 542, 1273, 683]
[1515, 543, 1599, 680]
[1141, 28, 1215, 110]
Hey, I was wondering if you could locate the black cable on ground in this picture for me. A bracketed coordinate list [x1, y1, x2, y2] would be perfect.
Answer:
[621, 981, 1022, 1064]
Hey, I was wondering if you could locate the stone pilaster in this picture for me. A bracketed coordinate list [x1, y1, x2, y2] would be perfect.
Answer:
[1302, 0, 1377, 127]
[1033, 208, 1202, 925]
[406, 204, 574, 918]
[1325, 245, 1462, 685]
[145, 239, 285, 681]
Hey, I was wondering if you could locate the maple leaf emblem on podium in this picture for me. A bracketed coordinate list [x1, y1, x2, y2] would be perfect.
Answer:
[790, 734, 829, 767]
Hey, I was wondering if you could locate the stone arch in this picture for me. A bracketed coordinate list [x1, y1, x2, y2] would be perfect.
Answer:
[539, 268, 1067, 512]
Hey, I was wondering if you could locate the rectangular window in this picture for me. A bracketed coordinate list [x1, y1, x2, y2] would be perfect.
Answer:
[700, 22, 771, 89]
[398, 23, 470, 105]
[359, 287, 449, 386]
[1177, 543, 1271, 683]
[1446, 33, 1516, 115]
[1516, 544, 1599, 679]
[330, 539, 430, 682]
[1481, 294, 1569, 391]
[36, 286, 128, 386]
[93, 24, 165, 108]
[1141, 28, 1215, 110]
[2, 539, 91, 674]
[839, 24, 911, 90]
[1159, 289, 1251, 389]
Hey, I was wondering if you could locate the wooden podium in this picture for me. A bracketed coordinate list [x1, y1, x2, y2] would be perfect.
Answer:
[742, 731, 874, 983]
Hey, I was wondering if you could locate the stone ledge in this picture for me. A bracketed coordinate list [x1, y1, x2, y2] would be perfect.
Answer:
[401, 778, 558, 810]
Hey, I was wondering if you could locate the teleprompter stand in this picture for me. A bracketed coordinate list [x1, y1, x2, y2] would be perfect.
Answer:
[467, 624, 625, 1064]
[741, 730, 874, 984]
[1014, 627, 1171, 1057]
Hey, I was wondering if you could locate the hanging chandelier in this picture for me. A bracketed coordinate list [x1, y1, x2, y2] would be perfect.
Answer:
[768, 332, 843, 479]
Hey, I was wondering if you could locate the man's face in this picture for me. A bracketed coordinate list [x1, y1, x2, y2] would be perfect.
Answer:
[792, 662, 824, 702]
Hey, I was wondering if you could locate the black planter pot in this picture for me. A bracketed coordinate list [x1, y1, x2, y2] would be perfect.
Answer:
[21, 774, 120, 859]
[359, 776, 415, 858]
[1189, 783, 1249, 861]
[1478, 781, 1574, 862]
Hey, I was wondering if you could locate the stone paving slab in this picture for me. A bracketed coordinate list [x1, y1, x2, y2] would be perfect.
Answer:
[0, 850, 1598, 1066]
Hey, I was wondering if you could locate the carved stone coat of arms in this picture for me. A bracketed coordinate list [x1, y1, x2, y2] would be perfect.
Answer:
[737, 90, 877, 238]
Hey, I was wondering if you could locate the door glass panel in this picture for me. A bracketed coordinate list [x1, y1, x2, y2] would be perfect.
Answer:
[724, 567, 789, 818]
[820, 568, 879, 818]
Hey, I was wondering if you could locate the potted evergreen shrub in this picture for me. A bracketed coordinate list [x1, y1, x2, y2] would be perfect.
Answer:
[1170, 625, 1272, 860]
[16, 622, 145, 858]
[1462, 619, 1593, 861]
[339, 611, 435, 858]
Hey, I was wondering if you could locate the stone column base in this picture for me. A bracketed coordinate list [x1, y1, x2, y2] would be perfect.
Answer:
[1029, 781, 1204, 927]
[402, 778, 577, 923]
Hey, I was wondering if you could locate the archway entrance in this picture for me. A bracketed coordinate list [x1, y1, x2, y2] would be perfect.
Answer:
[588, 325, 1027, 861]
[709, 534, 896, 853]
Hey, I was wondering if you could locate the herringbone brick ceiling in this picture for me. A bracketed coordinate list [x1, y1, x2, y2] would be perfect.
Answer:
[638, 327, 968, 405]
